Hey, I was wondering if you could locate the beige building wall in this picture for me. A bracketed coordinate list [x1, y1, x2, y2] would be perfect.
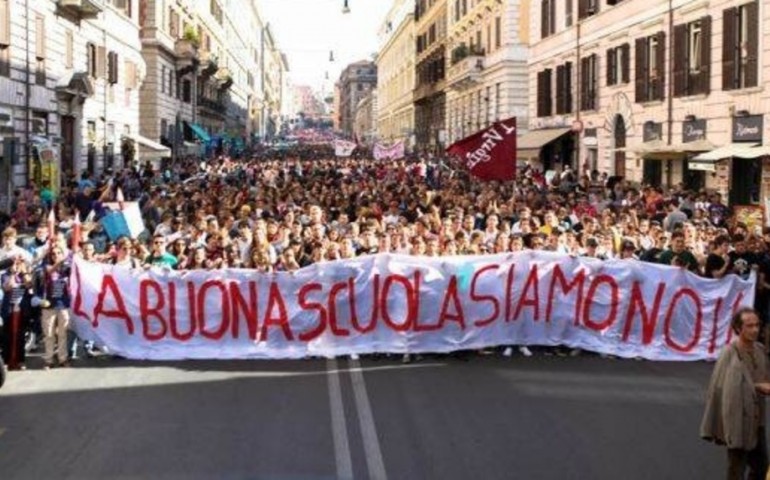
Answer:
[376, 0, 416, 146]
[529, 0, 770, 205]
[446, 0, 530, 143]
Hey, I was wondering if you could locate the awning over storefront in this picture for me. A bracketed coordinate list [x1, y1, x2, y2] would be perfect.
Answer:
[693, 143, 759, 161]
[688, 160, 718, 172]
[187, 123, 211, 143]
[517, 128, 572, 151]
[123, 134, 171, 159]
[674, 139, 716, 152]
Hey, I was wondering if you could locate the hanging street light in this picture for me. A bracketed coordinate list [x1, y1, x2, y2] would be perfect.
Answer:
[329, 50, 335, 62]
[342, 0, 350, 14]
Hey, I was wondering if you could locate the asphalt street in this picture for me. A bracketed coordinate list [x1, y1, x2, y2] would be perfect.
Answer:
[0, 353, 730, 479]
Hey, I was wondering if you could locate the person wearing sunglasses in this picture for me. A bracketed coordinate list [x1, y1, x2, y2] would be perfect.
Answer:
[143, 234, 178, 269]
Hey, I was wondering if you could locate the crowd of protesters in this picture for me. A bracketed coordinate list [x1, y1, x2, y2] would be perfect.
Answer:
[0, 148, 768, 371]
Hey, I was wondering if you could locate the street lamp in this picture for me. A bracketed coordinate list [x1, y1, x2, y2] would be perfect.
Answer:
[342, 0, 350, 14]
[329, 50, 335, 62]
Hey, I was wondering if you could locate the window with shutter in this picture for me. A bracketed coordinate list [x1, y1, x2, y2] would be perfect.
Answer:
[0, 0, 9, 47]
[565, 0, 573, 27]
[541, 0, 549, 38]
[96, 46, 106, 79]
[743, 0, 759, 88]
[654, 32, 666, 101]
[722, 7, 737, 90]
[606, 48, 616, 86]
[634, 37, 647, 102]
[35, 16, 45, 60]
[108, 52, 119, 84]
[580, 56, 588, 110]
[698, 16, 711, 95]
[621, 44, 630, 83]
[563, 62, 572, 113]
[65, 30, 73, 69]
[555, 65, 564, 114]
[495, 17, 501, 48]
[673, 23, 687, 97]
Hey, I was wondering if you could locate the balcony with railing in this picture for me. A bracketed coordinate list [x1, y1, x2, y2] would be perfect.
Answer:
[57, 0, 103, 19]
[198, 96, 227, 115]
[447, 44, 485, 91]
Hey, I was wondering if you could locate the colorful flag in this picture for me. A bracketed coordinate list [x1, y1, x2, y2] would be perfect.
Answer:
[445, 117, 517, 181]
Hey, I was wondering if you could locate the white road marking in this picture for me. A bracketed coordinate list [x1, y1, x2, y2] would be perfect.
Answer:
[326, 358, 354, 480]
[350, 359, 388, 480]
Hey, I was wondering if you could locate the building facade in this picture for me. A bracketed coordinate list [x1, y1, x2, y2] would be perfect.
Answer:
[529, 0, 770, 206]
[353, 90, 377, 145]
[0, 0, 147, 207]
[445, 0, 530, 143]
[337, 60, 377, 137]
[414, 0, 447, 149]
[376, 0, 416, 146]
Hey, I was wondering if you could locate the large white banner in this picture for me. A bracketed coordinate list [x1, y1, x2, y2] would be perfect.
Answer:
[373, 141, 405, 161]
[334, 139, 356, 157]
[70, 252, 755, 361]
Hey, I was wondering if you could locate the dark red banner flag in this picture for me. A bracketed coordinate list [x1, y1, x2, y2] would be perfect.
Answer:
[445, 117, 517, 181]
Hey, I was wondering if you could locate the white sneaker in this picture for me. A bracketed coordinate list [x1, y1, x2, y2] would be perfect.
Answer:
[519, 346, 533, 357]
[502, 347, 513, 357]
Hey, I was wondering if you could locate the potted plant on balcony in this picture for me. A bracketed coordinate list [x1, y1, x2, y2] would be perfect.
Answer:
[175, 26, 200, 59]
[451, 43, 469, 65]
[182, 26, 200, 48]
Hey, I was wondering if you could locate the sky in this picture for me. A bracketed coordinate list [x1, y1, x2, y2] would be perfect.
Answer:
[258, 0, 391, 93]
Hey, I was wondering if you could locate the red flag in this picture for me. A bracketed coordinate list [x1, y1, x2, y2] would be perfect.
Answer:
[72, 213, 81, 253]
[446, 117, 517, 181]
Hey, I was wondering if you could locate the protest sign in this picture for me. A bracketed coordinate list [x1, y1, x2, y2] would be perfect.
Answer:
[70, 252, 754, 361]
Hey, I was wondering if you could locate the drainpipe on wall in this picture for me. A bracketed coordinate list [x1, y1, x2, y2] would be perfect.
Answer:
[103, 27, 108, 175]
[575, 14, 581, 170]
[666, 0, 674, 186]
[24, 0, 31, 188]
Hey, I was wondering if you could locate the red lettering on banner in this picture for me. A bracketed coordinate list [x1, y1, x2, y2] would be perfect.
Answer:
[72, 263, 91, 322]
[663, 288, 703, 353]
[297, 283, 327, 342]
[230, 282, 259, 340]
[261, 282, 293, 340]
[471, 264, 501, 327]
[504, 264, 516, 322]
[708, 298, 724, 355]
[437, 275, 466, 330]
[380, 273, 417, 332]
[513, 265, 541, 322]
[139, 279, 168, 341]
[327, 281, 351, 337]
[198, 280, 230, 340]
[350, 276, 378, 334]
[582, 274, 619, 331]
[725, 292, 746, 345]
[169, 283, 196, 341]
[93, 274, 134, 334]
[621, 281, 665, 344]
[545, 265, 585, 324]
